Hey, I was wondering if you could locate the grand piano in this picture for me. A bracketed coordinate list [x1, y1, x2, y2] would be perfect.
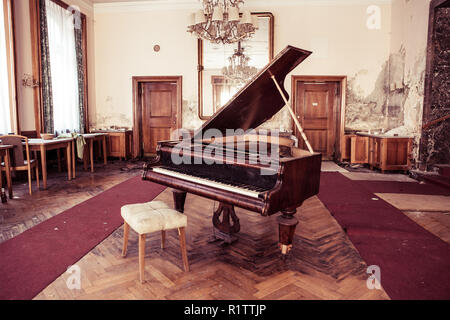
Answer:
[142, 45, 322, 255]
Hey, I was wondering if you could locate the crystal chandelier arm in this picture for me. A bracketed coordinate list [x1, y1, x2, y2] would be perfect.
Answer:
[192, 0, 256, 44]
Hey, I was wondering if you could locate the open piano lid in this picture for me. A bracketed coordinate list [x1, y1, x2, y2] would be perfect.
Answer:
[194, 45, 312, 139]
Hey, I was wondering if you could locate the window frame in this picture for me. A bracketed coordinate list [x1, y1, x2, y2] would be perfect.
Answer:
[30, 0, 88, 136]
[1, 0, 18, 134]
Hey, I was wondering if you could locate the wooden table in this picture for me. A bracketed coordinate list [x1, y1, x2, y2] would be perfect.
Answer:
[0, 144, 13, 199]
[28, 138, 75, 189]
[81, 133, 108, 173]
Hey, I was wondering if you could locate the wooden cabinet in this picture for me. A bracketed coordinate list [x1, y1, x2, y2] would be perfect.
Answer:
[350, 135, 369, 164]
[348, 132, 412, 172]
[367, 135, 412, 173]
[91, 130, 132, 160]
[340, 134, 354, 161]
[342, 133, 413, 172]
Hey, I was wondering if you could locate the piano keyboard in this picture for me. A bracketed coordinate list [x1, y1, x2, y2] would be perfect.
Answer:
[151, 167, 263, 199]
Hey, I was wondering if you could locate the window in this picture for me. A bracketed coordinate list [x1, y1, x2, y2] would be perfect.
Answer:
[32, 0, 87, 135]
[0, 0, 16, 135]
[46, 0, 80, 133]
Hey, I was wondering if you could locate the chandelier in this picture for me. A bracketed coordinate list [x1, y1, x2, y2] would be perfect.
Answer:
[187, 0, 258, 44]
[222, 42, 258, 86]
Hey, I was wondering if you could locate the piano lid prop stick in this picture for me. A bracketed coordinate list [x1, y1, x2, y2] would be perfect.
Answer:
[270, 75, 314, 154]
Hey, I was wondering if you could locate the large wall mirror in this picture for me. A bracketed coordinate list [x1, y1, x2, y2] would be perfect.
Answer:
[198, 12, 274, 120]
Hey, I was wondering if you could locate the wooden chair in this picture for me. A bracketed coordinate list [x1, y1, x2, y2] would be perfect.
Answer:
[121, 200, 189, 283]
[0, 135, 39, 195]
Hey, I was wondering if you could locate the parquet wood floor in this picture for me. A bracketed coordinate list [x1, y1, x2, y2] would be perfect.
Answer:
[403, 211, 450, 244]
[0, 160, 141, 243]
[32, 189, 390, 300]
[5, 160, 445, 300]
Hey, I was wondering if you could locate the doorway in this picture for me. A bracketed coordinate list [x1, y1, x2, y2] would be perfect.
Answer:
[132, 76, 182, 158]
[291, 76, 346, 160]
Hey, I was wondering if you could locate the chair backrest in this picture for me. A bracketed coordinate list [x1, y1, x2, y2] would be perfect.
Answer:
[0, 135, 29, 167]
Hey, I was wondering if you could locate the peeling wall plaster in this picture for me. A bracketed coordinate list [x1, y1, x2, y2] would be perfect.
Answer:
[374, 0, 430, 166]
[182, 98, 203, 130]
[89, 95, 133, 130]
[345, 65, 389, 132]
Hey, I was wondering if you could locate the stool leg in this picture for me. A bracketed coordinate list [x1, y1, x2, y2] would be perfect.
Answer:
[161, 230, 166, 249]
[122, 221, 130, 257]
[178, 227, 189, 272]
[139, 234, 146, 283]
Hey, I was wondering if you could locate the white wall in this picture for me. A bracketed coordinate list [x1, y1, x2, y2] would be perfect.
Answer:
[92, 5, 199, 129]
[14, 0, 35, 131]
[92, 0, 392, 131]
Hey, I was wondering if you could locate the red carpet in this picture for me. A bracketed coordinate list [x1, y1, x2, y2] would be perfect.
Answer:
[355, 180, 449, 196]
[318, 172, 450, 300]
[0, 176, 166, 300]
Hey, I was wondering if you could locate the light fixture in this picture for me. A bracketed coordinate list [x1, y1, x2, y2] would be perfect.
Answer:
[22, 74, 40, 88]
[187, 0, 259, 44]
[222, 42, 258, 86]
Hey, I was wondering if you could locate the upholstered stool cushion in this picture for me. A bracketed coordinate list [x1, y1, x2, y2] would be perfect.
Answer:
[121, 200, 187, 234]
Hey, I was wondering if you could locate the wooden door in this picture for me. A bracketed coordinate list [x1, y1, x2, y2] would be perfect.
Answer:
[141, 82, 178, 156]
[295, 82, 339, 159]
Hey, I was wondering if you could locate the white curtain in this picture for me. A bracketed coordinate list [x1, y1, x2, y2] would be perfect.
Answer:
[46, 0, 80, 133]
[0, 1, 11, 135]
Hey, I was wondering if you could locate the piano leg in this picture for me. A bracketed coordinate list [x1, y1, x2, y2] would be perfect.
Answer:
[172, 189, 187, 213]
[277, 208, 299, 256]
[212, 202, 240, 244]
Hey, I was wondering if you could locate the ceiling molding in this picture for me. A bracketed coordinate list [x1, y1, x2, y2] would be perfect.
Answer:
[94, 0, 392, 14]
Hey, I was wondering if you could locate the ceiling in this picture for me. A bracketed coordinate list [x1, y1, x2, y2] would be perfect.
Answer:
[91, 0, 161, 3]
[90, 0, 304, 4]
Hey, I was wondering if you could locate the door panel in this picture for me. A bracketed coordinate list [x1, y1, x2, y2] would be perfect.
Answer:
[141, 82, 178, 156]
[295, 81, 339, 159]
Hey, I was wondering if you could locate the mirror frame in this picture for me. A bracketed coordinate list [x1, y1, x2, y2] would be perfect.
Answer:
[197, 12, 274, 120]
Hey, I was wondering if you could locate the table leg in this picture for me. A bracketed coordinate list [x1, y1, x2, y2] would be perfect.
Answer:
[66, 143, 72, 180]
[4, 149, 12, 199]
[72, 140, 76, 179]
[97, 141, 101, 160]
[56, 149, 62, 172]
[102, 136, 107, 165]
[40, 145, 47, 190]
[90, 140, 94, 173]
[83, 143, 88, 171]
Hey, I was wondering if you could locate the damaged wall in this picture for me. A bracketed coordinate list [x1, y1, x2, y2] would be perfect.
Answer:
[91, 1, 436, 166]
[92, 1, 391, 134]
[384, 0, 431, 164]
[345, 0, 431, 166]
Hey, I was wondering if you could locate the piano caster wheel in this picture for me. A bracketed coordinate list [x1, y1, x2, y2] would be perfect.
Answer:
[279, 243, 293, 256]
[277, 209, 298, 257]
